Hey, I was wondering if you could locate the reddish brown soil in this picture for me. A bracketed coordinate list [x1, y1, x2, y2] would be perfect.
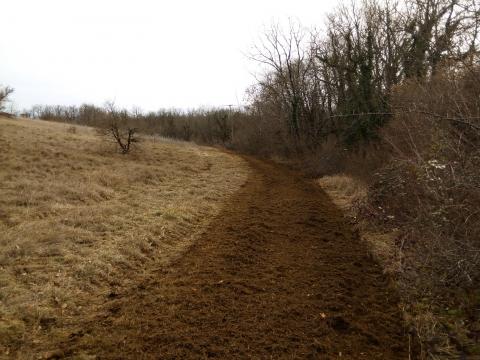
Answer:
[54, 157, 409, 359]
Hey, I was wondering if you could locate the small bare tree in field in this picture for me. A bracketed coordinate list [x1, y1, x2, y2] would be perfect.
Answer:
[108, 123, 137, 154]
[0, 86, 14, 112]
[101, 101, 139, 154]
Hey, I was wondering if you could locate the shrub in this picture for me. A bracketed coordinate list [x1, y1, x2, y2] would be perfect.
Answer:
[357, 67, 480, 357]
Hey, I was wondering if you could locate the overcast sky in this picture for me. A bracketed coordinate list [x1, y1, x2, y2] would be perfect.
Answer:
[1, 0, 338, 112]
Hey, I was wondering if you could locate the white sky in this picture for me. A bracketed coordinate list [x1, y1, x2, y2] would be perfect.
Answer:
[1, 0, 338, 112]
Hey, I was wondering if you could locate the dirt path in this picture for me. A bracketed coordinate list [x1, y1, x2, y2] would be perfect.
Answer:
[55, 157, 408, 359]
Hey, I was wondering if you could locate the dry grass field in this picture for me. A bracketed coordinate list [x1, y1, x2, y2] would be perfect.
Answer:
[0, 117, 250, 357]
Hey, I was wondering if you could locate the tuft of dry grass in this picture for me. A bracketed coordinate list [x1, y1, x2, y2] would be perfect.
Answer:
[317, 175, 400, 274]
[0, 117, 250, 357]
[317, 174, 367, 212]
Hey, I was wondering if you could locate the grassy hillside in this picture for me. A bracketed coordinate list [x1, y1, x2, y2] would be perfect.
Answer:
[0, 117, 250, 356]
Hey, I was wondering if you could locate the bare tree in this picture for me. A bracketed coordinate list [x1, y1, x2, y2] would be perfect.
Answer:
[402, 0, 480, 77]
[250, 21, 314, 139]
[0, 86, 14, 112]
[102, 101, 138, 154]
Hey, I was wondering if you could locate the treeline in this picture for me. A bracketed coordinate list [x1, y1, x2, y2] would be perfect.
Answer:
[24, 103, 250, 145]
[246, 0, 479, 152]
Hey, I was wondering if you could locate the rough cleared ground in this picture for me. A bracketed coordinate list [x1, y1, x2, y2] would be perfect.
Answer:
[49, 159, 409, 359]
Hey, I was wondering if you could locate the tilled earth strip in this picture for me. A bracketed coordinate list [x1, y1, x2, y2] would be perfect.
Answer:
[54, 157, 409, 359]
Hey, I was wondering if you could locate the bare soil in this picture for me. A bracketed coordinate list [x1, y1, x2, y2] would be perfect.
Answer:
[31, 156, 410, 359]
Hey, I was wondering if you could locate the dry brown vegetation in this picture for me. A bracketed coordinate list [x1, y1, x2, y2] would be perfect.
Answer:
[318, 67, 480, 358]
[317, 174, 367, 213]
[0, 117, 250, 357]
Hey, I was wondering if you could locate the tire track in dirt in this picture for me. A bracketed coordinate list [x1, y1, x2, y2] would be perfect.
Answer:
[58, 157, 409, 359]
